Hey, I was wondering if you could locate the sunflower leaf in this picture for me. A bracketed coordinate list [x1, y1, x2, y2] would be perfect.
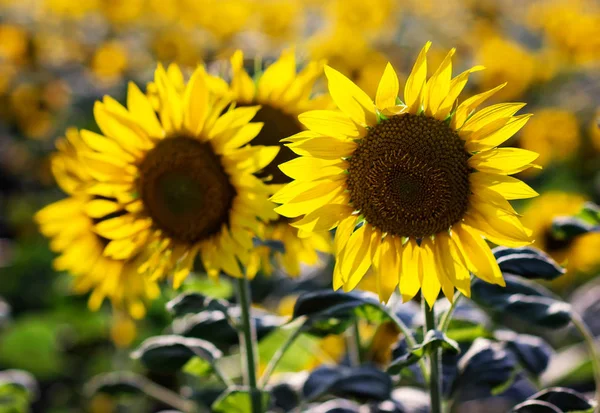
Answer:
[492, 246, 565, 281]
[292, 290, 388, 336]
[470, 275, 572, 329]
[166, 292, 230, 318]
[131, 335, 222, 374]
[551, 217, 599, 240]
[302, 365, 392, 402]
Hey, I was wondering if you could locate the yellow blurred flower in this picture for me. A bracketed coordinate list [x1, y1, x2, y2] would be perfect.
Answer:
[519, 108, 580, 171]
[8, 81, 71, 140]
[590, 109, 600, 152]
[528, 0, 600, 66]
[522, 192, 600, 284]
[474, 34, 536, 101]
[252, 0, 303, 41]
[307, 26, 388, 98]
[99, 0, 145, 24]
[0, 24, 29, 64]
[325, 0, 401, 37]
[43, 0, 99, 19]
[152, 29, 202, 68]
[91, 41, 129, 83]
[110, 315, 138, 348]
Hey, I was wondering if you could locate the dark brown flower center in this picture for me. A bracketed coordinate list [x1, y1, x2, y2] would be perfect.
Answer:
[244, 104, 303, 184]
[347, 113, 471, 238]
[542, 228, 573, 253]
[138, 137, 236, 243]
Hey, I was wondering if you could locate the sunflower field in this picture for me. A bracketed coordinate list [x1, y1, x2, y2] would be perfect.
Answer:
[1, 0, 600, 412]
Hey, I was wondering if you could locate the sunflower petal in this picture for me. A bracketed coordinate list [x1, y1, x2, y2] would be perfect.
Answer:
[436, 66, 485, 120]
[324, 66, 377, 126]
[469, 148, 538, 174]
[286, 136, 357, 159]
[470, 172, 538, 200]
[452, 83, 506, 129]
[420, 239, 441, 308]
[376, 63, 400, 111]
[466, 114, 532, 152]
[399, 239, 422, 302]
[404, 41, 431, 113]
[298, 110, 364, 139]
[452, 223, 505, 286]
[424, 48, 455, 117]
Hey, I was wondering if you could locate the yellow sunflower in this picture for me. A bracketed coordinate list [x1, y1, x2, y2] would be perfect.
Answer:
[224, 49, 333, 276]
[273, 42, 539, 307]
[35, 128, 159, 319]
[56, 64, 279, 288]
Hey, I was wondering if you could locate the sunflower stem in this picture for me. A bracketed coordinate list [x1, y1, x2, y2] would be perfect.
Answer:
[424, 302, 443, 413]
[347, 319, 362, 366]
[236, 275, 262, 413]
[570, 311, 600, 412]
[383, 300, 429, 382]
[259, 319, 304, 387]
[438, 292, 462, 333]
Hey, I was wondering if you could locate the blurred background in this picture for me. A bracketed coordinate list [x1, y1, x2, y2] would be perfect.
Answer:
[0, 0, 599, 411]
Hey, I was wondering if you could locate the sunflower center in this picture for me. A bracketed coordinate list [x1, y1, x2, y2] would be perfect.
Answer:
[243, 104, 303, 184]
[347, 113, 471, 238]
[138, 137, 236, 243]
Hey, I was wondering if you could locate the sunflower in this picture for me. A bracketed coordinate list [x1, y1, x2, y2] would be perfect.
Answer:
[224, 49, 332, 276]
[273, 42, 539, 306]
[64, 64, 278, 288]
[522, 192, 600, 286]
[35, 128, 159, 319]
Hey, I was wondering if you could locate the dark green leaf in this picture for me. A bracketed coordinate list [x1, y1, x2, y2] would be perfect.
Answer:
[496, 331, 553, 376]
[166, 292, 229, 318]
[387, 330, 459, 374]
[456, 338, 518, 389]
[303, 365, 392, 402]
[552, 217, 599, 240]
[512, 400, 563, 412]
[471, 275, 572, 329]
[131, 335, 222, 374]
[310, 399, 361, 413]
[85, 372, 145, 396]
[530, 387, 595, 413]
[0, 370, 37, 398]
[493, 246, 565, 280]
[211, 387, 270, 413]
[292, 291, 387, 336]
[581, 202, 600, 224]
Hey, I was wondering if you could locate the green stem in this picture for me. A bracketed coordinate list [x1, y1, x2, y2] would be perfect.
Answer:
[347, 319, 362, 366]
[236, 276, 262, 413]
[137, 374, 202, 413]
[439, 292, 462, 333]
[259, 321, 304, 387]
[571, 312, 600, 412]
[424, 302, 442, 413]
[383, 302, 429, 382]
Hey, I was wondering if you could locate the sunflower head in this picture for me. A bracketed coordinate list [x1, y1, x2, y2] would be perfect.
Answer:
[273, 42, 539, 306]
[35, 128, 160, 319]
[220, 49, 333, 277]
[65, 63, 281, 288]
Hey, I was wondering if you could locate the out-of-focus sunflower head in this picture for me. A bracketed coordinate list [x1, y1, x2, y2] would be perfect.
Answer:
[253, 0, 303, 41]
[35, 129, 161, 321]
[326, 0, 401, 37]
[8, 80, 71, 140]
[99, 0, 145, 24]
[0, 24, 29, 64]
[90, 41, 129, 84]
[519, 108, 580, 173]
[522, 192, 600, 289]
[527, 0, 600, 66]
[307, 27, 388, 98]
[43, 0, 99, 19]
[152, 29, 203, 69]
[475, 34, 536, 101]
